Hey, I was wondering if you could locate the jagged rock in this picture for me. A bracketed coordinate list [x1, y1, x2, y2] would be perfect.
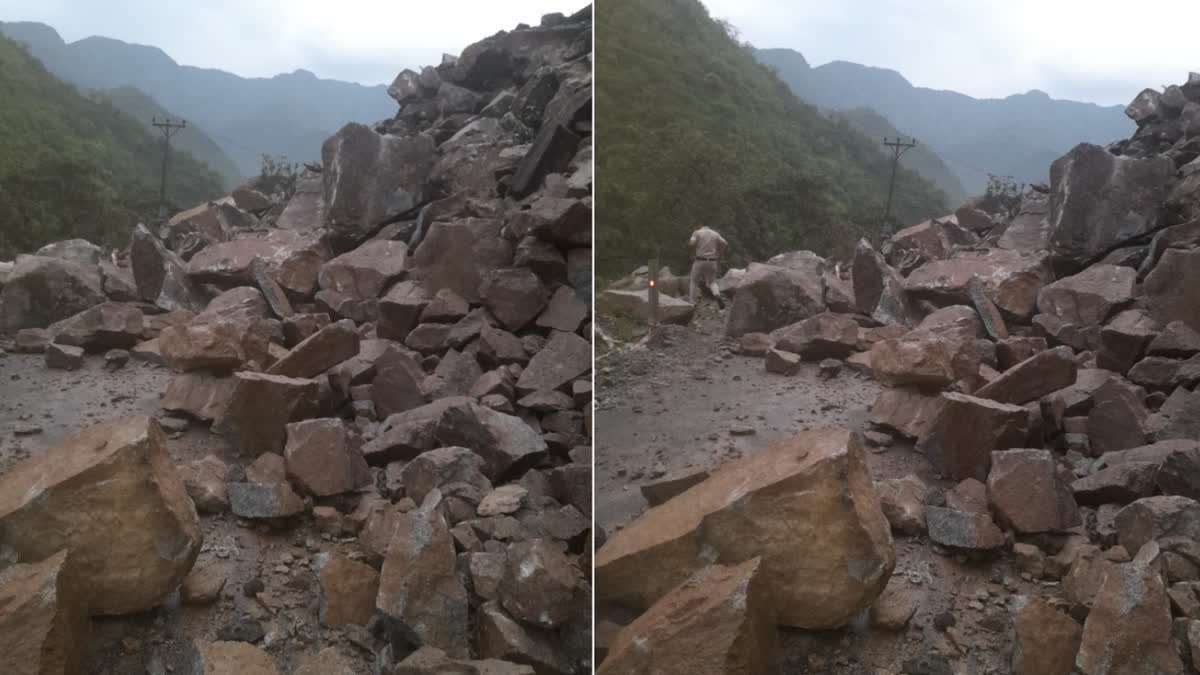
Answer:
[987, 449, 1080, 533]
[852, 239, 917, 327]
[968, 276, 1008, 340]
[1115, 496, 1200, 557]
[318, 240, 409, 312]
[293, 648, 357, 675]
[905, 248, 1052, 321]
[476, 601, 572, 674]
[1087, 378, 1150, 455]
[44, 342, 84, 370]
[1144, 248, 1200, 333]
[186, 229, 326, 293]
[925, 506, 1005, 550]
[0, 255, 105, 331]
[316, 552, 379, 629]
[765, 347, 801, 375]
[411, 217, 514, 304]
[1148, 320, 1200, 358]
[158, 320, 251, 373]
[640, 468, 711, 507]
[775, 312, 859, 360]
[482, 269, 549, 332]
[267, 319, 358, 379]
[321, 123, 435, 250]
[177, 455, 229, 514]
[161, 373, 236, 422]
[515, 330, 590, 395]
[1047, 143, 1173, 270]
[535, 286, 588, 333]
[1099, 309, 1160, 374]
[725, 262, 825, 337]
[499, 538, 587, 629]
[180, 561, 226, 605]
[49, 301, 144, 352]
[213, 372, 321, 456]
[870, 336, 979, 390]
[284, 418, 371, 497]
[975, 346, 1077, 405]
[0, 417, 201, 615]
[184, 640, 279, 675]
[378, 281, 432, 341]
[435, 402, 549, 480]
[1155, 442, 1200, 499]
[598, 558, 774, 675]
[0, 550, 88, 675]
[35, 238, 102, 265]
[876, 474, 928, 535]
[371, 346, 427, 418]
[276, 169, 326, 233]
[1011, 596, 1082, 675]
[377, 490, 470, 657]
[1076, 542, 1182, 674]
[13, 327, 48, 353]
[227, 480, 306, 519]
[595, 289, 693, 325]
[361, 396, 474, 465]
[868, 387, 942, 439]
[916, 392, 1032, 482]
[1037, 264, 1136, 327]
[868, 582, 920, 631]
[399, 446, 492, 507]
[945, 477, 989, 514]
[595, 430, 894, 629]
[1072, 461, 1160, 506]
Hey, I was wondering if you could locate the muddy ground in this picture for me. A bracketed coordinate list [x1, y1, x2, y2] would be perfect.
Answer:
[594, 306, 1063, 675]
[0, 350, 376, 675]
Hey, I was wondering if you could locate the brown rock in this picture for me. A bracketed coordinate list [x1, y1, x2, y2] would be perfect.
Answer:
[852, 238, 918, 327]
[177, 455, 229, 513]
[515, 330, 589, 395]
[597, 558, 775, 675]
[876, 474, 928, 535]
[434, 402, 549, 480]
[1012, 597, 1082, 675]
[158, 320, 249, 372]
[1099, 309, 1160, 374]
[1144, 248, 1200, 333]
[293, 648, 357, 675]
[410, 218, 513, 304]
[425, 348, 484, 399]
[316, 552, 379, 629]
[869, 337, 959, 389]
[987, 449, 1080, 533]
[997, 336, 1049, 370]
[319, 240, 408, 302]
[0, 550, 88, 675]
[250, 257, 293, 319]
[925, 506, 1005, 550]
[1115, 496, 1200, 557]
[1087, 378, 1150, 456]
[372, 346, 428, 418]
[478, 484, 528, 517]
[976, 346, 1077, 405]
[764, 347, 801, 375]
[739, 332, 772, 357]
[161, 373, 236, 422]
[227, 481, 306, 519]
[1076, 542, 1182, 674]
[266, 318, 359, 378]
[1037, 264, 1136, 327]
[49, 301, 144, 352]
[376, 490, 470, 657]
[399, 447, 492, 520]
[725, 262, 826, 337]
[361, 396, 474, 465]
[44, 342, 84, 370]
[595, 430, 895, 629]
[475, 601, 572, 675]
[1064, 545, 1116, 607]
[481, 269, 548, 332]
[480, 325, 530, 366]
[1147, 320, 1200, 358]
[1013, 542, 1046, 578]
[188, 640, 279, 675]
[905, 248, 1052, 321]
[916, 392, 1032, 482]
[868, 581, 920, 630]
[284, 418, 371, 497]
[535, 285, 587, 333]
[775, 312, 859, 360]
[499, 538, 587, 629]
[1072, 462, 1160, 506]
[640, 468, 711, 507]
[180, 562, 226, 605]
[968, 276, 1009, 340]
[130, 223, 203, 312]
[378, 280, 431, 341]
[213, 372, 320, 456]
[867, 387, 942, 439]
[0, 417, 201, 615]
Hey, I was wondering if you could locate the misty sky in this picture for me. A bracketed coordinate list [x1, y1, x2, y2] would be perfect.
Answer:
[703, 0, 1200, 106]
[0, 0, 582, 85]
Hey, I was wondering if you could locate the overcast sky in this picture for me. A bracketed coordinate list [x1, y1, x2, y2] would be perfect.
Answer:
[0, 0, 581, 85]
[702, 0, 1200, 106]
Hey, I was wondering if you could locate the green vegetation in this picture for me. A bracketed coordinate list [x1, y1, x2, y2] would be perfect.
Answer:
[0, 34, 224, 259]
[979, 174, 1025, 222]
[257, 154, 300, 201]
[595, 0, 949, 282]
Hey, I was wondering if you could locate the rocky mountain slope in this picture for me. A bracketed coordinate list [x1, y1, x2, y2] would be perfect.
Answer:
[0, 20, 397, 178]
[594, 72, 1200, 673]
[755, 46, 1134, 195]
[0, 6, 592, 674]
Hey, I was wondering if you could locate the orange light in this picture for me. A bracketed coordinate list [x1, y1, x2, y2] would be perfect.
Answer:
[648, 280, 656, 287]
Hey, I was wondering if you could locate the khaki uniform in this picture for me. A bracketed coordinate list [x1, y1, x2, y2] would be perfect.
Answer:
[688, 226, 727, 304]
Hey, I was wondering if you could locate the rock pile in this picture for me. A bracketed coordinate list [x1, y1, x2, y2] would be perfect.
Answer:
[0, 6, 591, 674]
[594, 72, 1200, 674]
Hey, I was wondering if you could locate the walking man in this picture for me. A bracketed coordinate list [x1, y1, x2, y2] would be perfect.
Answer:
[687, 224, 728, 308]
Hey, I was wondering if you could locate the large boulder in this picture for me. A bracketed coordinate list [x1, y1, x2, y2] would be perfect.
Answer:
[595, 289, 694, 325]
[1047, 143, 1173, 270]
[316, 240, 409, 314]
[0, 550, 89, 675]
[0, 417, 201, 615]
[213, 373, 321, 456]
[186, 229, 327, 296]
[49, 302, 145, 352]
[1144, 248, 1200, 334]
[852, 239, 917, 327]
[725, 262, 825, 338]
[266, 319, 359, 379]
[515, 330, 590, 395]
[975, 346, 1077, 405]
[597, 558, 776, 675]
[775, 312, 860, 360]
[322, 123, 436, 250]
[284, 418, 371, 497]
[410, 218, 513, 304]
[904, 248, 1052, 321]
[35, 238, 103, 266]
[916, 392, 1032, 482]
[986, 449, 1081, 533]
[130, 223, 204, 312]
[1036, 264, 1136, 327]
[1011, 596, 1082, 675]
[0, 255, 105, 331]
[595, 430, 894, 629]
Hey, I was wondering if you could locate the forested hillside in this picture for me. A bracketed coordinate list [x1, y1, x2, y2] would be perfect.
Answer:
[0, 34, 224, 258]
[595, 0, 949, 280]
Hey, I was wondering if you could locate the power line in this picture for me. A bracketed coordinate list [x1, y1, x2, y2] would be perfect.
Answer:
[880, 136, 916, 236]
[152, 116, 186, 221]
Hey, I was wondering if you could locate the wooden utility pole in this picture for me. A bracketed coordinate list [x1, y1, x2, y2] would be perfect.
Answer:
[152, 117, 187, 221]
[880, 136, 916, 238]
[647, 260, 660, 328]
